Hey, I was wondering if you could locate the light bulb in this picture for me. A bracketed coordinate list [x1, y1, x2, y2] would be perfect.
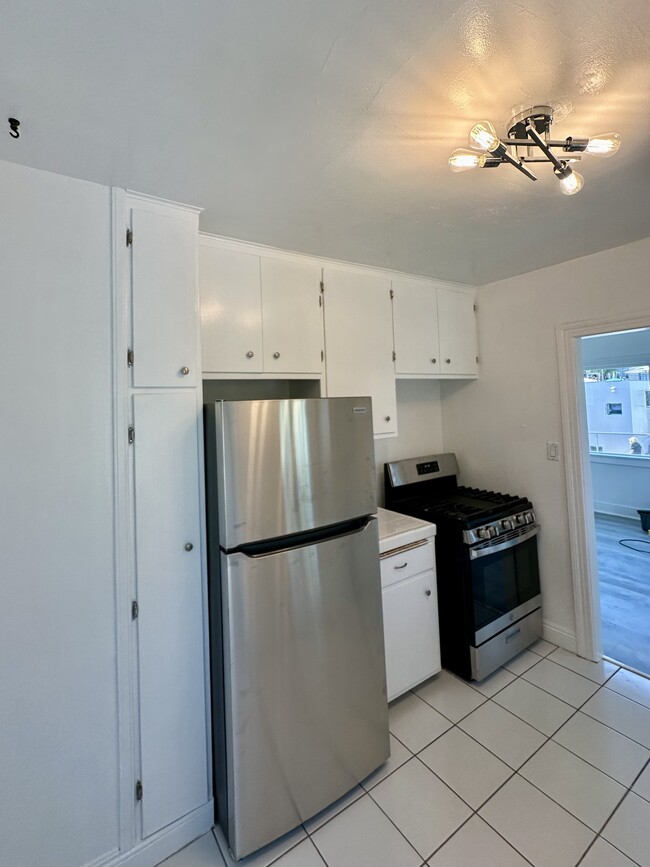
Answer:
[559, 168, 584, 196]
[585, 133, 621, 157]
[448, 148, 487, 172]
[468, 120, 500, 152]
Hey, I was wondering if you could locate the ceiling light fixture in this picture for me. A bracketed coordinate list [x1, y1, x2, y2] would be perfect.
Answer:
[448, 106, 621, 195]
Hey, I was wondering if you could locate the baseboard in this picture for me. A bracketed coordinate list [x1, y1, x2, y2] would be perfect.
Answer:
[594, 502, 639, 521]
[102, 800, 214, 867]
[543, 619, 577, 654]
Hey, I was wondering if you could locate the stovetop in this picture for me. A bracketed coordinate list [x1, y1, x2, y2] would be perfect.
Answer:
[384, 454, 534, 534]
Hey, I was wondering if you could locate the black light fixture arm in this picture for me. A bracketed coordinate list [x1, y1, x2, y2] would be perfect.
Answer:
[492, 141, 538, 181]
[524, 124, 565, 171]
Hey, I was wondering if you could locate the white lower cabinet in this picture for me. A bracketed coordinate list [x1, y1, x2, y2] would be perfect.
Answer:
[132, 392, 208, 839]
[378, 511, 440, 701]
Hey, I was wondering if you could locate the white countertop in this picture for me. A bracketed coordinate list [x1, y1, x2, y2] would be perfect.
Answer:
[376, 506, 436, 554]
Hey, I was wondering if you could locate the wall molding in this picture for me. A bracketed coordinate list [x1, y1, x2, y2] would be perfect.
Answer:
[543, 619, 577, 654]
[101, 801, 213, 867]
[594, 502, 640, 520]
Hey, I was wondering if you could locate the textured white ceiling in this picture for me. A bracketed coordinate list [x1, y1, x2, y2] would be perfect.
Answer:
[2, 0, 650, 283]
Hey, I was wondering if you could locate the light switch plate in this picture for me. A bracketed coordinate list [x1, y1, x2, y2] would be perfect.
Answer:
[547, 442, 560, 461]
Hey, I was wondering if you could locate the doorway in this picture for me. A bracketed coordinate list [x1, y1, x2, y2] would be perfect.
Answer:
[557, 317, 650, 671]
[581, 336, 650, 674]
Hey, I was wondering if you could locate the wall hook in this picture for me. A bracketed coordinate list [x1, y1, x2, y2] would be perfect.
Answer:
[8, 118, 20, 139]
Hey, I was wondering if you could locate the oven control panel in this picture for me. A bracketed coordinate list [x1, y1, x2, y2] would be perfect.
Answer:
[463, 509, 536, 545]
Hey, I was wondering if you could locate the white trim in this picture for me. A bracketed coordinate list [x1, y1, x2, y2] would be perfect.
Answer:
[594, 503, 642, 520]
[557, 311, 650, 663]
[99, 801, 213, 867]
[112, 186, 139, 853]
[543, 619, 577, 654]
[126, 190, 203, 216]
[198, 231, 476, 292]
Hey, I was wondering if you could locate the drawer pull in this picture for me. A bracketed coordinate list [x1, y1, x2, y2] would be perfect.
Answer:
[394, 562, 408, 570]
[505, 627, 521, 644]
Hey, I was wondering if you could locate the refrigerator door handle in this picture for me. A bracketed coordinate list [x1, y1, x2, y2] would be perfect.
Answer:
[231, 516, 373, 558]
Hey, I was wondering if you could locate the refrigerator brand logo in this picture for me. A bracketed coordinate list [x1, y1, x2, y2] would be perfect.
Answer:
[353, 407, 367, 414]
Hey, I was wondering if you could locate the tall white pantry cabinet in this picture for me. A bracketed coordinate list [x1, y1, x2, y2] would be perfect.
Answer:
[0, 158, 211, 867]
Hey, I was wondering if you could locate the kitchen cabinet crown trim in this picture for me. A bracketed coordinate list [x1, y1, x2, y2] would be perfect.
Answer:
[199, 231, 476, 293]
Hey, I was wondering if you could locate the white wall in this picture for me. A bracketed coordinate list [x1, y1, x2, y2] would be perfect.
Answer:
[591, 455, 650, 519]
[440, 237, 650, 650]
[374, 379, 444, 504]
[0, 160, 119, 866]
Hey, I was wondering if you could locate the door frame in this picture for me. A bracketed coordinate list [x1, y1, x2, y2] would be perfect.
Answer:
[557, 312, 650, 660]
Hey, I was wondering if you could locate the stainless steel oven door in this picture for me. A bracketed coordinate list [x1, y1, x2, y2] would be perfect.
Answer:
[468, 525, 541, 646]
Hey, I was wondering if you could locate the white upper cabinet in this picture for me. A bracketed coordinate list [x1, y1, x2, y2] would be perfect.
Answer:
[261, 257, 323, 373]
[200, 244, 264, 373]
[322, 266, 397, 437]
[437, 285, 478, 376]
[199, 238, 324, 376]
[130, 206, 199, 387]
[392, 276, 441, 376]
[392, 278, 477, 378]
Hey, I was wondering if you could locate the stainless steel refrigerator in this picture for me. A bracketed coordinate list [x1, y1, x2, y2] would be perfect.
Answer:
[204, 397, 389, 860]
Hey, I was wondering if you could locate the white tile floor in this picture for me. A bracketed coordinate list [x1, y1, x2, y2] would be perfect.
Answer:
[161, 642, 650, 867]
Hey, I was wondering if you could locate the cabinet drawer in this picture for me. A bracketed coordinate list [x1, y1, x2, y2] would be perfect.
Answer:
[380, 538, 434, 589]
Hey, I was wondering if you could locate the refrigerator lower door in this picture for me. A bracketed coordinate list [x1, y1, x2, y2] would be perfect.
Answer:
[218, 519, 388, 860]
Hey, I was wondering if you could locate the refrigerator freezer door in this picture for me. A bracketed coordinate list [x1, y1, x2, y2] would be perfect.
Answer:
[209, 397, 377, 549]
[219, 519, 389, 859]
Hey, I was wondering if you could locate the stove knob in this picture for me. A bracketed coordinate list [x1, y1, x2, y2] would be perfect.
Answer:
[477, 528, 489, 540]
[501, 519, 514, 531]
[488, 526, 499, 538]
[524, 512, 535, 525]
[515, 513, 526, 525]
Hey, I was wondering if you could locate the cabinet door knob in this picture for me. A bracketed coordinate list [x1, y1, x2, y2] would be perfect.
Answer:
[246, 351, 254, 358]
[185, 542, 194, 552]
[425, 589, 431, 596]
[385, 416, 391, 422]
[180, 366, 190, 375]
[431, 358, 437, 364]
[445, 358, 451, 364]
[273, 352, 280, 359]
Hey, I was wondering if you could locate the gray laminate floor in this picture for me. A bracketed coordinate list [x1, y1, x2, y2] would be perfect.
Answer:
[595, 512, 650, 675]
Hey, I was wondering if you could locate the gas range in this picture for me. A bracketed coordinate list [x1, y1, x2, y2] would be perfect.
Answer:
[384, 453, 536, 544]
[384, 452, 542, 682]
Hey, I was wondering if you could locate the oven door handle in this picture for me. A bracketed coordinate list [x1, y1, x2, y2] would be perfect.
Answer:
[469, 524, 540, 560]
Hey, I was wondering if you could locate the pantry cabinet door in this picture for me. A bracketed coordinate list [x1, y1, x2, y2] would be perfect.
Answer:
[200, 244, 263, 373]
[323, 266, 397, 437]
[437, 287, 478, 376]
[131, 208, 198, 388]
[392, 277, 440, 376]
[261, 257, 323, 374]
[132, 392, 208, 839]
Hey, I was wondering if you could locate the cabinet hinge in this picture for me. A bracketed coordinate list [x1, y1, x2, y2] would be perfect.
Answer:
[473, 303, 477, 312]
[318, 295, 322, 307]
[135, 780, 143, 801]
[392, 350, 396, 362]
[128, 426, 135, 444]
[321, 350, 324, 362]
[126, 228, 133, 247]
[476, 356, 480, 364]
[131, 600, 139, 620]
[389, 289, 394, 300]
[320, 280, 324, 293]
[127, 348, 134, 367]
